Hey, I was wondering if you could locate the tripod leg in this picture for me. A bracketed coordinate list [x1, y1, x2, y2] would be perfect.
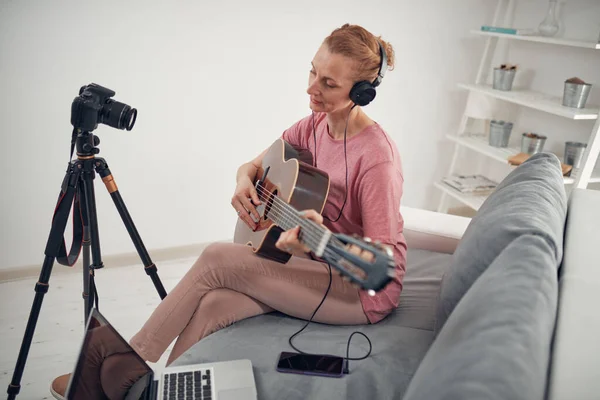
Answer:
[80, 169, 103, 320]
[79, 184, 92, 322]
[7, 257, 54, 400]
[7, 165, 80, 400]
[95, 158, 168, 300]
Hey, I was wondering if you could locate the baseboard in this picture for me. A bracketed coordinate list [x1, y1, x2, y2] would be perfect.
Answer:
[0, 239, 232, 284]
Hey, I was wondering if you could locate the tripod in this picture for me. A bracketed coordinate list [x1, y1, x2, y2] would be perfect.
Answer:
[6, 129, 168, 400]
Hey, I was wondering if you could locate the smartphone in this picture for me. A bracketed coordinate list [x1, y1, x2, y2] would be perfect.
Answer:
[276, 351, 344, 378]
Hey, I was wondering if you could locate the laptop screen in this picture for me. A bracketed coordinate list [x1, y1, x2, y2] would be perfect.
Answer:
[65, 309, 153, 400]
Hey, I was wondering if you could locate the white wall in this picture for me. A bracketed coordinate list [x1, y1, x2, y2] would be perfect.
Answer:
[1, 0, 597, 270]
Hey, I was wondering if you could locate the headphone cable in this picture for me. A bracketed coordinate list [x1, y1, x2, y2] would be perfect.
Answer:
[313, 104, 355, 223]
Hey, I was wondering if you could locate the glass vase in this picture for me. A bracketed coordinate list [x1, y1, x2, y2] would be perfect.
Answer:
[538, 0, 560, 37]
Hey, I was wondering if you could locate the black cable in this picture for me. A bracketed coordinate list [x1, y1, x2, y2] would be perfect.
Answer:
[344, 332, 371, 374]
[312, 111, 317, 168]
[313, 105, 356, 223]
[287, 263, 332, 354]
[287, 263, 373, 374]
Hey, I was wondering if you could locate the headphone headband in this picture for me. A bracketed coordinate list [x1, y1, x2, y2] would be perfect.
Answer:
[372, 42, 387, 88]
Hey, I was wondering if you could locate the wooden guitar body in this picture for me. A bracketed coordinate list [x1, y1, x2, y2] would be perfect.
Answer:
[233, 139, 330, 263]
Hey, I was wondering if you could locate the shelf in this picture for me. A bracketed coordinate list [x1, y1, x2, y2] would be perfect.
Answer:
[458, 83, 600, 120]
[434, 182, 489, 211]
[564, 174, 600, 184]
[471, 30, 600, 50]
[446, 134, 520, 163]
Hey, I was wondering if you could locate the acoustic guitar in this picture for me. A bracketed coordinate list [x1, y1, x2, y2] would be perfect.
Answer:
[233, 138, 395, 293]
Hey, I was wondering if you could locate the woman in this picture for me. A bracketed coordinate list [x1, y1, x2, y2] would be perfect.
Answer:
[51, 23, 407, 399]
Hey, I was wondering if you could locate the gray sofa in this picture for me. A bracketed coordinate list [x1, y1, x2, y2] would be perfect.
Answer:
[172, 153, 600, 400]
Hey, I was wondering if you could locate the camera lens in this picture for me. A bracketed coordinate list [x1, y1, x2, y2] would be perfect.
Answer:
[102, 99, 137, 131]
[123, 107, 137, 131]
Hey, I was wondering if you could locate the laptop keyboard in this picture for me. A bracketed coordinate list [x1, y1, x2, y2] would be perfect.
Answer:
[163, 369, 212, 400]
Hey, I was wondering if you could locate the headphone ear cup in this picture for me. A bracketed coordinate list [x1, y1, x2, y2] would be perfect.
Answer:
[349, 81, 376, 107]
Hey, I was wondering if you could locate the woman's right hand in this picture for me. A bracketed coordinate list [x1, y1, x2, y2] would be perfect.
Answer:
[231, 176, 262, 229]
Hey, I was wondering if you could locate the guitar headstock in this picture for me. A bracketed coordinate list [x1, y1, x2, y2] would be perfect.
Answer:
[322, 234, 396, 292]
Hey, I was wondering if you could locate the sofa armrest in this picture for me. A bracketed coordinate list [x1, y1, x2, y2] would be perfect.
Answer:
[401, 206, 471, 254]
[548, 189, 600, 400]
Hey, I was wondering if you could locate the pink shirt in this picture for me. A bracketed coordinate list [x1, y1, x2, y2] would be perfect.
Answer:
[282, 112, 407, 324]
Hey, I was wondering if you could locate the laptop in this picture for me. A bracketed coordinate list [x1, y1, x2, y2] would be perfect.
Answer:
[65, 308, 257, 400]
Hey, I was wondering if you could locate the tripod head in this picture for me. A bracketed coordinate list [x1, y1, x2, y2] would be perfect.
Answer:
[76, 131, 102, 156]
[70, 83, 138, 158]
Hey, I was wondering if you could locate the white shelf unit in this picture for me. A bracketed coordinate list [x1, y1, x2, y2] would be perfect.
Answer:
[436, 0, 600, 213]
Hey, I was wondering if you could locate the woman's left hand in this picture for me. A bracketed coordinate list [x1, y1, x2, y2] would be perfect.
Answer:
[275, 209, 324, 256]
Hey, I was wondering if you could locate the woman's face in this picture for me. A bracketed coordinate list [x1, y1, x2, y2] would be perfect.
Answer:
[307, 44, 357, 113]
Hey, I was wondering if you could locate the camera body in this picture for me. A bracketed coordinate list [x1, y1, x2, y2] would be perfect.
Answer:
[71, 83, 137, 132]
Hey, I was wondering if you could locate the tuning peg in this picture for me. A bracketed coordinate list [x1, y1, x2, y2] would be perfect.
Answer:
[364, 237, 372, 243]
[367, 290, 376, 296]
[385, 246, 394, 257]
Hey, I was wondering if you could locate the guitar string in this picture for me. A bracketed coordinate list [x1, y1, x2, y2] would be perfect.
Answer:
[253, 185, 332, 254]
[237, 178, 338, 259]
[250, 190, 355, 281]
[251, 184, 385, 291]
[256, 183, 358, 260]
[248, 182, 347, 260]
[254, 182, 340, 248]
[241, 182, 387, 289]
[253, 182, 394, 285]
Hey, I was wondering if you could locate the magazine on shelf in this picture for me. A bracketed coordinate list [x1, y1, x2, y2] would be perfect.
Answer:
[442, 174, 499, 194]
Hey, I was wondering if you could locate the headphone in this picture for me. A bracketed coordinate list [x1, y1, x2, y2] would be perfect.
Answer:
[348, 42, 388, 107]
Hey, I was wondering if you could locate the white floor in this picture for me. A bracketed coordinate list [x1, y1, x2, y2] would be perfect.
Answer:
[0, 256, 198, 400]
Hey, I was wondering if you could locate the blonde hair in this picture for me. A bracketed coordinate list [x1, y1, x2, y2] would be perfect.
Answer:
[323, 23, 395, 83]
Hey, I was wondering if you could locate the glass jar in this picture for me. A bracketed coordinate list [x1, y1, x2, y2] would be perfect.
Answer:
[538, 0, 560, 37]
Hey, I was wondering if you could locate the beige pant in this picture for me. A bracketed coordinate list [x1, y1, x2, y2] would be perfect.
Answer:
[130, 242, 369, 365]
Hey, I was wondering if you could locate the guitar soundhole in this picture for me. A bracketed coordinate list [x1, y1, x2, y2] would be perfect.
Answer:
[263, 188, 278, 221]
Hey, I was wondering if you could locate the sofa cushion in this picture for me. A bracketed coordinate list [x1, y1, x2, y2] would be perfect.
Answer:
[171, 248, 452, 400]
[403, 234, 560, 400]
[434, 152, 567, 333]
[388, 249, 452, 331]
